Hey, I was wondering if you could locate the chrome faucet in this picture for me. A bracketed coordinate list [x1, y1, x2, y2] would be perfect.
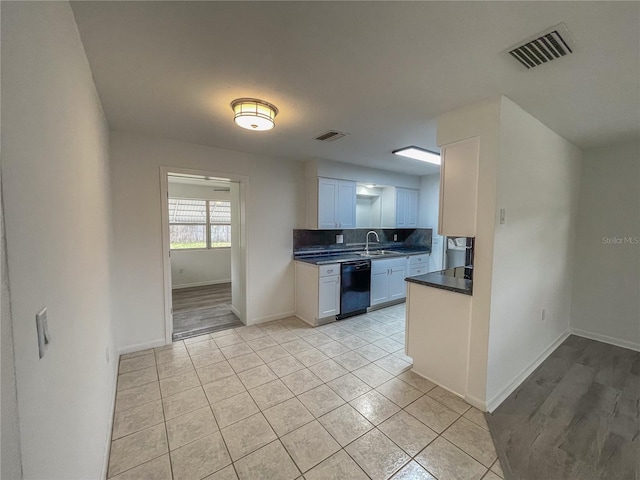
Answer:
[365, 231, 379, 254]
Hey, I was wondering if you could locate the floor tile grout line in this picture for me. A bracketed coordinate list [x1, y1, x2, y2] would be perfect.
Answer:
[111, 308, 497, 479]
[154, 350, 175, 480]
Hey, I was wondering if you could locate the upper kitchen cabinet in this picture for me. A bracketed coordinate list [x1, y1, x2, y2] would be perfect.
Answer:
[381, 187, 419, 228]
[396, 187, 419, 228]
[307, 177, 357, 229]
[438, 137, 479, 237]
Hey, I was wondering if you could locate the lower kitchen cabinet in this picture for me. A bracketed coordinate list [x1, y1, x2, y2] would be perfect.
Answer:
[295, 261, 341, 326]
[406, 253, 430, 277]
[371, 257, 407, 306]
[318, 274, 340, 318]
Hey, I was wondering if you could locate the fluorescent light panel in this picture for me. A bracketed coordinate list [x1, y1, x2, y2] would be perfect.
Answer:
[393, 146, 440, 165]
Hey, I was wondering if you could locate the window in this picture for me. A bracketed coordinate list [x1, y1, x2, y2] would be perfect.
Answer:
[169, 198, 231, 249]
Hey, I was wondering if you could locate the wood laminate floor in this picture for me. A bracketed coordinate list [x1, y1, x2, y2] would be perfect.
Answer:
[487, 335, 640, 480]
[172, 283, 241, 341]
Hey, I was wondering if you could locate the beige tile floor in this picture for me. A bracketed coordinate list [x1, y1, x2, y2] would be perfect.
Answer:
[109, 304, 504, 480]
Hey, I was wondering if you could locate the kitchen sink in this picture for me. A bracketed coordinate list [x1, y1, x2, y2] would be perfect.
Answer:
[358, 250, 402, 257]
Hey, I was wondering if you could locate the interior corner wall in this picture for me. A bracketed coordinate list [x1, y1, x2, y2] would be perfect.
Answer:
[1, 2, 116, 478]
[1, 171, 23, 480]
[486, 97, 582, 407]
[437, 96, 502, 409]
[570, 141, 640, 350]
[109, 132, 305, 351]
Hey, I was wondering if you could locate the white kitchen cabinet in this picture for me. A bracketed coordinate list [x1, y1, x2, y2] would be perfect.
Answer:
[395, 188, 419, 228]
[438, 137, 479, 236]
[308, 177, 357, 229]
[388, 266, 407, 300]
[406, 253, 430, 278]
[370, 266, 390, 305]
[295, 261, 341, 325]
[318, 274, 341, 317]
[382, 187, 419, 228]
[370, 257, 407, 306]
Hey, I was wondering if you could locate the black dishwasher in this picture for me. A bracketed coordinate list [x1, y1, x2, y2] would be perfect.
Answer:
[337, 260, 371, 320]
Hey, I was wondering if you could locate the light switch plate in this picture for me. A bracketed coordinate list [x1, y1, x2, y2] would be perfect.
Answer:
[36, 308, 48, 358]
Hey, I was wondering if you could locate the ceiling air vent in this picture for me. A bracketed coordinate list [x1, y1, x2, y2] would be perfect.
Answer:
[314, 130, 349, 142]
[505, 23, 575, 69]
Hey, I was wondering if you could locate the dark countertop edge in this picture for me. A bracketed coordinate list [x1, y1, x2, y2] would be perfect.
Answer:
[294, 248, 431, 265]
[405, 273, 473, 296]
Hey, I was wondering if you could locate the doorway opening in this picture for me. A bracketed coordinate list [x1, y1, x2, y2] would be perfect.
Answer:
[160, 168, 247, 343]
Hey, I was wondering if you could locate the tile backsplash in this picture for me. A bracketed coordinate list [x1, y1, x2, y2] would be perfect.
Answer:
[293, 228, 432, 253]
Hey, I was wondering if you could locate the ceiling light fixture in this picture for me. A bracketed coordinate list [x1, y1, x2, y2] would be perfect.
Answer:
[231, 98, 278, 131]
[392, 146, 441, 165]
[365, 184, 376, 189]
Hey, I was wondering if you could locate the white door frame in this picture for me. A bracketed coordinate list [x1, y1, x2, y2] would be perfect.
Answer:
[159, 166, 249, 345]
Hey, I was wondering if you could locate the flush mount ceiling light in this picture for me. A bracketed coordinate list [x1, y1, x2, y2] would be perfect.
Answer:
[231, 98, 278, 131]
[392, 146, 441, 165]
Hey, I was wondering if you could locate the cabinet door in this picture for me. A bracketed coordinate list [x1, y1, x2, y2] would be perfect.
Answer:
[370, 267, 389, 306]
[337, 180, 357, 229]
[318, 274, 340, 318]
[395, 188, 408, 227]
[406, 189, 419, 227]
[439, 138, 479, 236]
[318, 178, 339, 229]
[388, 265, 407, 300]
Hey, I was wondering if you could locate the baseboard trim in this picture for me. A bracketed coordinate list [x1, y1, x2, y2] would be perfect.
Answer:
[172, 279, 231, 290]
[249, 311, 295, 326]
[295, 314, 315, 327]
[118, 338, 167, 356]
[101, 357, 119, 479]
[408, 366, 468, 401]
[570, 327, 640, 352]
[486, 329, 571, 413]
[463, 393, 487, 412]
[230, 306, 244, 323]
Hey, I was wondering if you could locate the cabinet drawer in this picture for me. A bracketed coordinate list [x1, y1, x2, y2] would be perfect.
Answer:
[319, 263, 341, 277]
[409, 254, 429, 266]
[409, 265, 427, 277]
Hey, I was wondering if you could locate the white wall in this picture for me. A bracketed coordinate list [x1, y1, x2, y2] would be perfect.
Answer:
[418, 174, 444, 272]
[1, 171, 22, 479]
[1, 3, 116, 478]
[486, 97, 582, 408]
[168, 182, 232, 288]
[437, 96, 502, 409]
[306, 158, 421, 189]
[171, 249, 231, 288]
[571, 141, 640, 350]
[110, 131, 305, 351]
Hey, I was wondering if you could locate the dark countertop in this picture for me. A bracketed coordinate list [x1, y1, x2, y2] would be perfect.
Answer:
[406, 266, 473, 296]
[294, 247, 431, 265]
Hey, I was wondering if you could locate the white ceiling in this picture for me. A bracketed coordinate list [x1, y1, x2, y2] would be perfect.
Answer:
[71, 1, 639, 176]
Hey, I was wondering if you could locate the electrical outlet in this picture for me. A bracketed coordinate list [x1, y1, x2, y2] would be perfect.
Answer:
[336, 234, 344, 244]
[394, 234, 398, 241]
[499, 209, 506, 225]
